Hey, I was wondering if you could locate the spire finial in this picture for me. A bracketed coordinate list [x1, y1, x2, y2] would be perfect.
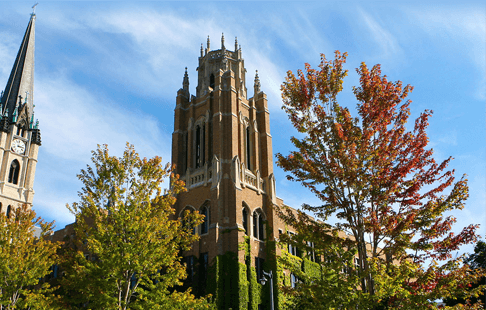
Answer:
[182, 67, 189, 96]
[235, 37, 238, 51]
[200, 43, 203, 57]
[221, 33, 225, 49]
[207, 36, 210, 51]
[254, 70, 261, 94]
[32, 3, 38, 16]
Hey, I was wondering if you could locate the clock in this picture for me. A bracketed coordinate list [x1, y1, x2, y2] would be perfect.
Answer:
[11, 139, 26, 154]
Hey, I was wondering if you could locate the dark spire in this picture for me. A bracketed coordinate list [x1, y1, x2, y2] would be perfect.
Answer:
[182, 67, 189, 97]
[0, 13, 36, 123]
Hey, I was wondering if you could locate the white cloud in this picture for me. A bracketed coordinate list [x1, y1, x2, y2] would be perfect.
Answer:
[358, 9, 403, 62]
[32, 73, 172, 227]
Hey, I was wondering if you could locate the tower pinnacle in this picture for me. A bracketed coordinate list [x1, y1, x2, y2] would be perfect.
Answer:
[182, 67, 190, 97]
[254, 70, 261, 94]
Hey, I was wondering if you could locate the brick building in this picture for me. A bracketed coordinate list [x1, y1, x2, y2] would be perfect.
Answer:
[172, 35, 292, 309]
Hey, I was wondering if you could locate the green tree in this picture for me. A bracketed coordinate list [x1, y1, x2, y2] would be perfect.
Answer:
[444, 240, 486, 307]
[60, 143, 212, 310]
[276, 51, 485, 309]
[0, 205, 60, 309]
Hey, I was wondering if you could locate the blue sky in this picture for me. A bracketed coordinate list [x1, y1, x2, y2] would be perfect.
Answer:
[0, 2, 484, 255]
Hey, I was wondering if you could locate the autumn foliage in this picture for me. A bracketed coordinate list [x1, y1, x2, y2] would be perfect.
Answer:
[276, 51, 485, 309]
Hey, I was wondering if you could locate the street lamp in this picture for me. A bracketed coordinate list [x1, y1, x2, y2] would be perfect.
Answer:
[260, 270, 274, 310]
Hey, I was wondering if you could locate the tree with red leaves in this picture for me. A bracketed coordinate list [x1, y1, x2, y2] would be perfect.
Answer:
[276, 51, 485, 309]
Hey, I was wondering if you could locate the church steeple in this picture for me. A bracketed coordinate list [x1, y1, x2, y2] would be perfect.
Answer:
[0, 13, 36, 123]
[0, 12, 41, 212]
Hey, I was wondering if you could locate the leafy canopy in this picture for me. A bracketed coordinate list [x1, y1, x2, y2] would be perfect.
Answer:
[61, 143, 211, 310]
[276, 51, 484, 309]
[0, 205, 60, 310]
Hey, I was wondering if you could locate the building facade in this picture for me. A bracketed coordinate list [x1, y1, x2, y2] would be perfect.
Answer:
[0, 13, 41, 217]
[172, 35, 290, 309]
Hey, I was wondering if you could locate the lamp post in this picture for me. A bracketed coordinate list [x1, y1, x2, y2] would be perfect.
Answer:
[260, 270, 274, 310]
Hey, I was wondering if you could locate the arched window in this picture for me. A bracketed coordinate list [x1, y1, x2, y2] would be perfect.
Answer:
[210, 74, 215, 89]
[200, 205, 209, 235]
[181, 207, 196, 235]
[0, 202, 2, 213]
[6, 205, 11, 219]
[245, 126, 251, 170]
[253, 209, 265, 241]
[8, 160, 20, 185]
[242, 208, 249, 235]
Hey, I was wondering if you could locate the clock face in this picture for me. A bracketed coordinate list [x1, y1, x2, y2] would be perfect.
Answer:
[11, 139, 26, 154]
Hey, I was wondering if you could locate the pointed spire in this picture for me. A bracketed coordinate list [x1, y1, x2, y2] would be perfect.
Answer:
[254, 70, 261, 94]
[221, 33, 225, 50]
[182, 67, 189, 97]
[207, 36, 210, 51]
[200, 43, 204, 57]
[235, 37, 238, 51]
[0, 13, 36, 123]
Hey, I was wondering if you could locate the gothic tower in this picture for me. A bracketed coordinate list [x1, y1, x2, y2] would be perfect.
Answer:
[0, 13, 41, 217]
[172, 35, 279, 308]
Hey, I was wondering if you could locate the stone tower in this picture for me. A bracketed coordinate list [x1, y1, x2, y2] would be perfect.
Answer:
[0, 13, 41, 217]
[172, 35, 279, 308]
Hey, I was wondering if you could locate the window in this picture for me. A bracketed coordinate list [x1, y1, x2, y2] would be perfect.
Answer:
[0, 202, 2, 213]
[184, 132, 188, 173]
[307, 241, 316, 262]
[253, 210, 265, 241]
[245, 126, 251, 170]
[185, 256, 194, 283]
[242, 208, 248, 235]
[287, 232, 300, 257]
[210, 74, 215, 89]
[195, 125, 201, 168]
[200, 205, 209, 234]
[8, 160, 20, 184]
[199, 253, 208, 293]
[6, 205, 11, 219]
[181, 207, 196, 235]
[52, 264, 59, 278]
[16, 124, 25, 137]
[255, 257, 264, 282]
[291, 273, 298, 288]
[195, 123, 206, 169]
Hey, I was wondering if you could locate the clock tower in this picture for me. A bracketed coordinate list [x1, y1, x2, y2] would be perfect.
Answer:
[0, 13, 40, 217]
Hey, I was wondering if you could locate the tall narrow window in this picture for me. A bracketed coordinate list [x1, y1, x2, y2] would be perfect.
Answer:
[246, 126, 251, 170]
[253, 212, 258, 238]
[195, 126, 201, 168]
[242, 208, 248, 235]
[253, 210, 264, 241]
[200, 205, 209, 234]
[202, 124, 205, 165]
[0, 202, 2, 213]
[199, 253, 208, 294]
[258, 214, 264, 241]
[184, 132, 188, 173]
[185, 256, 194, 283]
[6, 205, 11, 219]
[209, 74, 215, 89]
[8, 160, 20, 185]
[255, 257, 265, 282]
